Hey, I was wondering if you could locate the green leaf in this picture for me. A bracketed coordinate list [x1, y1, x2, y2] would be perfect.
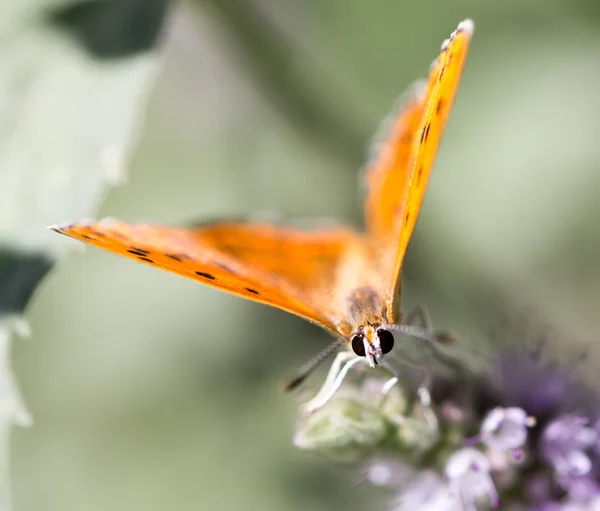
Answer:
[0, 1, 167, 508]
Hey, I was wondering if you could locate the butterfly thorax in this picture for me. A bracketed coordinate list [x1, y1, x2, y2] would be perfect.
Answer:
[347, 286, 384, 324]
[333, 239, 398, 331]
[337, 284, 395, 367]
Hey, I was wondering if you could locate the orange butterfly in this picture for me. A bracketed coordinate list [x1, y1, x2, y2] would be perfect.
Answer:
[51, 20, 473, 404]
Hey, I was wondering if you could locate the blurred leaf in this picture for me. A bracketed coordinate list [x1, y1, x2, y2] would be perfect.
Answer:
[51, 0, 169, 59]
[0, 253, 52, 315]
[0, 1, 167, 508]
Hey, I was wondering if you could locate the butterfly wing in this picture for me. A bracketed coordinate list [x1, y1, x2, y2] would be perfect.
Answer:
[50, 218, 360, 336]
[363, 19, 474, 317]
[51, 21, 473, 341]
[363, 82, 426, 241]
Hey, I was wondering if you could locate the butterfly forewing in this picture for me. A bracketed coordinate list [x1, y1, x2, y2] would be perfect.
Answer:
[362, 20, 473, 315]
[363, 83, 426, 242]
[51, 219, 360, 335]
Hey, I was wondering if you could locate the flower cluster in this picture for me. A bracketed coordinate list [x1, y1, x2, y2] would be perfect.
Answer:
[293, 343, 600, 510]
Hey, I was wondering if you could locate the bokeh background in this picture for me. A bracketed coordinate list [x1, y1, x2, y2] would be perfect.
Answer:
[4, 0, 600, 510]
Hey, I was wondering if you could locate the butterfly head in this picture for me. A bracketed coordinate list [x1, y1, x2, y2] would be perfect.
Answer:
[350, 325, 395, 367]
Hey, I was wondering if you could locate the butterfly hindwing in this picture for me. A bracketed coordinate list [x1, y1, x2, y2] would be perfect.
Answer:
[51, 219, 360, 335]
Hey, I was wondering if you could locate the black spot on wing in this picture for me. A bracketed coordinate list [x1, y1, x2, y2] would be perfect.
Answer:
[416, 166, 424, 186]
[196, 271, 215, 280]
[138, 257, 154, 264]
[128, 249, 149, 257]
[436, 97, 445, 115]
[245, 288, 259, 295]
[420, 123, 431, 144]
[440, 61, 447, 79]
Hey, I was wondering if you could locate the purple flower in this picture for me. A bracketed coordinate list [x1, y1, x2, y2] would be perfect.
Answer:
[294, 331, 600, 509]
[388, 471, 459, 511]
[480, 406, 534, 452]
[444, 448, 499, 510]
[540, 415, 597, 480]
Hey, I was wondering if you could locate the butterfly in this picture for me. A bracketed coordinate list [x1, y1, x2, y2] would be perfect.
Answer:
[51, 19, 473, 401]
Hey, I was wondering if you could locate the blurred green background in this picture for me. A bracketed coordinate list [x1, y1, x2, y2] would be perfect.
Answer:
[6, 0, 600, 510]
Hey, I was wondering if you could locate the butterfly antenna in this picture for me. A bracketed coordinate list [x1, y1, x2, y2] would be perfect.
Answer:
[282, 340, 343, 392]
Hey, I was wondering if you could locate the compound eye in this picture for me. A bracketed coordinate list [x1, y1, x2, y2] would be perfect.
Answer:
[377, 329, 395, 354]
[351, 334, 366, 357]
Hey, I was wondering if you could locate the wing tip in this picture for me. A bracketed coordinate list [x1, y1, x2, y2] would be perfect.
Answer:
[47, 223, 64, 233]
[48, 218, 96, 233]
[439, 19, 474, 56]
[456, 19, 475, 39]
[48, 216, 121, 233]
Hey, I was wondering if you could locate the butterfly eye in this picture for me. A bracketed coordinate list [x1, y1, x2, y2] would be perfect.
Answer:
[351, 334, 366, 357]
[377, 329, 395, 354]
